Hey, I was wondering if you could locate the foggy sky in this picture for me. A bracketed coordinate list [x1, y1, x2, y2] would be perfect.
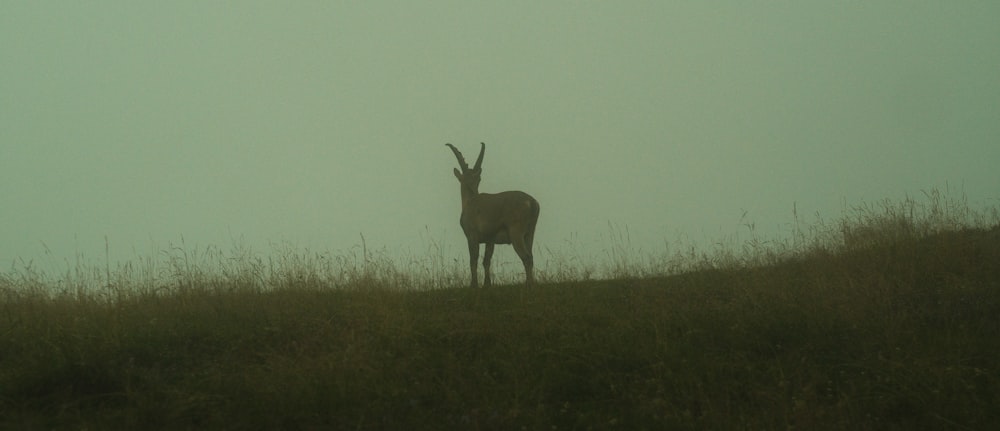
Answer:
[3, 2, 998, 276]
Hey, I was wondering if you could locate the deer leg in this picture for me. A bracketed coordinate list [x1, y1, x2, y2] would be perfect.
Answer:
[510, 233, 534, 287]
[483, 243, 495, 287]
[467, 241, 479, 288]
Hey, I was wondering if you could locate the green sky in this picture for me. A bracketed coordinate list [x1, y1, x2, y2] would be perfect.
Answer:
[2, 2, 998, 275]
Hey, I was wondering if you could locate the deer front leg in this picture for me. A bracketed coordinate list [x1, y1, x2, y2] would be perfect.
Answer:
[467, 241, 480, 288]
[483, 243, 495, 287]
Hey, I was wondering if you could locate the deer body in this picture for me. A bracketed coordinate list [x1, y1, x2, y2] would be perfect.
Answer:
[448, 143, 539, 288]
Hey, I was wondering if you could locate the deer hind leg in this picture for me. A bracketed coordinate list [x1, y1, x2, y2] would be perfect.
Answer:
[510, 230, 534, 287]
[519, 200, 539, 286]
[523, 198, 539, 254]
[525, 223, 537, 255]
[483, 242, 495, 287]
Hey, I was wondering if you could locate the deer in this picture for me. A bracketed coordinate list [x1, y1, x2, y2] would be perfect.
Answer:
[446, 142, 540, 288]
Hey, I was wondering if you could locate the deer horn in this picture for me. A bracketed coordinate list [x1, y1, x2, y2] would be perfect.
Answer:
[473, 142, 485, 171]
[445, 143, 469, 172]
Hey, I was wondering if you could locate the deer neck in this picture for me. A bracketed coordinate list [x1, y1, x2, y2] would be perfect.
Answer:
[460, 184, 479, 210]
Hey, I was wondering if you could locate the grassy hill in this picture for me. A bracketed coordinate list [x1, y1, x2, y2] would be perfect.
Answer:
[2, 195, 998, 430]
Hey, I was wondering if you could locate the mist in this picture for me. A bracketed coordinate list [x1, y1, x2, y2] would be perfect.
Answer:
[3, 2, 998, 276]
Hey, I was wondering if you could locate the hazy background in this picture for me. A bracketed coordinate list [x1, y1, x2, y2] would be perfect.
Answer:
[3, 2, 998, 277]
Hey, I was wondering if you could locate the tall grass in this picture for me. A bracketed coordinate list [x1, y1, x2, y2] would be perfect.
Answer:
[1, 190, 998, 429]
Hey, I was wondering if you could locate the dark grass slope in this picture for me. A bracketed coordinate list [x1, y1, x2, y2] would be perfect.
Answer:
[2, 225, 999, 429]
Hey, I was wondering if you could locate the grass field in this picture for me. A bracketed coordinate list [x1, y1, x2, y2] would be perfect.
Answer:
[2, 192, 998, 430]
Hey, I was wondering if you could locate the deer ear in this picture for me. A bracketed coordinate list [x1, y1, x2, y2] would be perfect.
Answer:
[453, 168, 462, 180]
